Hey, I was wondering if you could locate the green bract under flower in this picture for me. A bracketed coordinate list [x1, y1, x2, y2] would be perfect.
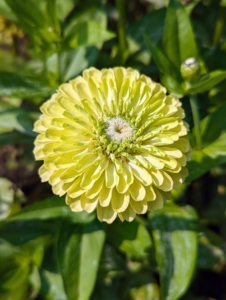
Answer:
[34, 67, 190, 223]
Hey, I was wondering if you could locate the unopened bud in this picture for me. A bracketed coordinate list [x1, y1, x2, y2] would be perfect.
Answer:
[180, 58, 200, 81]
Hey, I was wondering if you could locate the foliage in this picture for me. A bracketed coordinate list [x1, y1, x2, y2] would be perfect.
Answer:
[0, 0, 226, 299]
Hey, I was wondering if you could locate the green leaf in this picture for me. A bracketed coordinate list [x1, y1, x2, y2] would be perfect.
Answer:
[149, 202, 198, 300]
[0, 178, 14, 220]
[56, 0, 77, 21]
[0, 72, 53, 98]
[200, 103, 226, 146]
[127, 8, 166, 54]
[46, 0, 60, 35]
[39, 269, 67, 300]
[0, 220, 58, 245]
[64, 21, 115, 49]
[0, 239, 31, 300]
[79, 221, 106, 300]
[144, 35, 184, 95]
[56, 220, 106, 300]
[0, 131, 34, 145]
[187, 70, 226, 94]
[162, 0, 198, 68]
[9, 196, 95, 224]
[160, 73, 185, 96]
[0, 108, 36, 136]
[0, 0, 17, 21]
[129, 276, 160, 300]
[186, 150, 217, 182]
[203, 132, 226, 161]
[60, 46, 99, 82]
[107, 219, 152, 259]
[5, 0, 46, 28]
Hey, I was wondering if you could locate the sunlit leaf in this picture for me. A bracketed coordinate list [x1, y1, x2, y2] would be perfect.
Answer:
[56, 220, 106, 300]
[149, 202, 198, 300]
[187, 70, 226, 94]
[162, 0, 198, 68]
[144, 35, 184, 95]
[107, 219, 152, 259]
[60, 46, 99, 82]
[0, 108, 36, 136]
[9, 196, 95, 224]
[64, 21, 115, 49]
[0, 72, 54, 98]
[200, 103, 226, 146]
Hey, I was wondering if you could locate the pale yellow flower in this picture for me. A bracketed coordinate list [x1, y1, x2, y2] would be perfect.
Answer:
[34, 67, 190, 223]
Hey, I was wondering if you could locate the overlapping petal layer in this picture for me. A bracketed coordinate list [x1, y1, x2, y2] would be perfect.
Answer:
[34, 67, 190, 223]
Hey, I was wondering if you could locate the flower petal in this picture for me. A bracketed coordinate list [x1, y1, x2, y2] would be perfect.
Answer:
[111, 189, 130, 213]
[97, 204, 117, 224]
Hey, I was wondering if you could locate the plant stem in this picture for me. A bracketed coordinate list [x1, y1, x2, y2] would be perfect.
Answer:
[116, 0, 127, 64]
[190, 94, 202, 150]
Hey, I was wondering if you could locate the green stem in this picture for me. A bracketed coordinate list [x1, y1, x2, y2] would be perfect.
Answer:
[212, 6, 226, 46]
[190, 94, 202, 150]
[116, 0, 127, 64]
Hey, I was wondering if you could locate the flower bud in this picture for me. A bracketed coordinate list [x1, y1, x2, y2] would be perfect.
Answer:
[180, 58, 200, 81]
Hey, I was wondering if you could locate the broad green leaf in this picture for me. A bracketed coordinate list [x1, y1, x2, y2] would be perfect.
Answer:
[186, 70, 226, 94]
[79, 221, 106, 300]
[39, 269, 67, 300]
[145, 35, 181, 79]
[29, 265, 41, 299]
[0, 239, 31, 300]
[162, 0, 198, 68]
[160, 73, 185, 96]
[185, 0, 201, 15]
[121, 272, 160, 300]
[145, 35, 184, 95]
[60, 46, 99, 82]
[5, 0, 46, 28]
[203, 132, 226, 161]
[0, 220, 58, 245]
[107, 219, 152, 259]
[186, 150, 217, 182]
[200, 103, 226, 146]
[186, 104, 226, 181]
[0, 108, 36, 136]
[127, 8, 166, 54]
[0, 72, 54, 98]
[0, 0, 17, 20]
[149, 202, 198, 300]
[0, 177, 14, 220]
[46, 0, 60, 35]
[56, 0, 77, 21]
[5, 0, 61, 53]
[9, 196, 95, 224]
[56, 220, 106, 300]
[64, 21, 115, 49]
[130, 280, 160, 300]
[0, 131, 34, 145]
[45, 52, 60, 87]
[56, 223, 82, 300]
[63, 3, 107, 36]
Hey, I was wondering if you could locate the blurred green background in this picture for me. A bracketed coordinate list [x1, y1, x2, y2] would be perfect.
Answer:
[0, 0, 226, 299]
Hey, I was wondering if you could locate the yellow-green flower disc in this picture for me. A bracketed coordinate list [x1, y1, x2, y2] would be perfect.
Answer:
[34, 67, 190, 223]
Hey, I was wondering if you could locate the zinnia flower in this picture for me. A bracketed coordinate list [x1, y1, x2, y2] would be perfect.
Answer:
[34, 67, 190, 223]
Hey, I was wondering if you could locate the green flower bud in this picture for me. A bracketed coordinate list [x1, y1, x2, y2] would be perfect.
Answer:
[180, 58, 200, 81]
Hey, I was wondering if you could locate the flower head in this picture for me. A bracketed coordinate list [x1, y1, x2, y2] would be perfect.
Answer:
[34, 67, 190, 223]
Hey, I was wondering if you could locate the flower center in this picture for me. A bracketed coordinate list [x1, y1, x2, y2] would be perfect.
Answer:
[105, 117, 133, 142]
